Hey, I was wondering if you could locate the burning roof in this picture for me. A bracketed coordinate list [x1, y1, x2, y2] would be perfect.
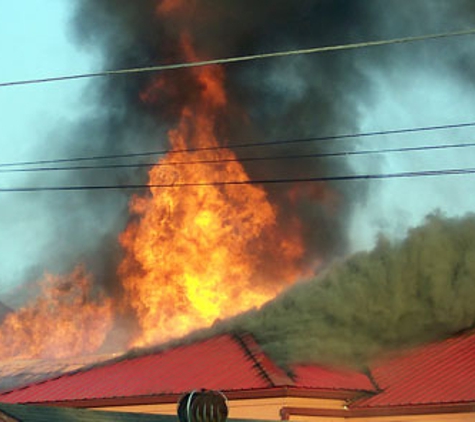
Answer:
[0, 329, 474, 417]
[0, 333, 374, 406]
[0, 354, 116, 393]
[1, 1, 475, 377]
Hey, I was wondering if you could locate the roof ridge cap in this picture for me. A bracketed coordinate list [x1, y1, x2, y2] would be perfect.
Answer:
[361, 366, 383, 393]
[233, 332, 294, 387]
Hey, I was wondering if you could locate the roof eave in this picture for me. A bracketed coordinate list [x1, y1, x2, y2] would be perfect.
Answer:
[10, 386, 367, 409]
[281, 401, 475, 419]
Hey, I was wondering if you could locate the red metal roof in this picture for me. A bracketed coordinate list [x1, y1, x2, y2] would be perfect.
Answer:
[352, 329, 475, 408]
[291, 364, 375, 392]
[0, 332, 373, 405]
[0, 354, 117, 393]
[4, 329, 473, 409]
[0, 334, 293, 404]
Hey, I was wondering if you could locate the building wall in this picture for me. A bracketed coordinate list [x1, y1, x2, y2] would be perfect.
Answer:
[97, 396, 347, 421]
[95, 398, 475, 422]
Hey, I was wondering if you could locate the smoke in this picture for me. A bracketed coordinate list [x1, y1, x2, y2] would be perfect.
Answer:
[347, 0, 475, 249]
[2, 0, 475, 357]
[68, 0, 475, 268]
[222, 213, 475, 367]
[69, 0, 379, 269]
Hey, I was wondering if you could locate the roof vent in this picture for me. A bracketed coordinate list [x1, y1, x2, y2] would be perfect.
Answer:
[178, 390, 228, 422]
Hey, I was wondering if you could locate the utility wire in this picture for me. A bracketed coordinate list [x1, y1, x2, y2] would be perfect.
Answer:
[2, 28, 475, 88]
[1, 141, 474, 174]
[2, 121, 475, 169]
[1, 167, 475, 192]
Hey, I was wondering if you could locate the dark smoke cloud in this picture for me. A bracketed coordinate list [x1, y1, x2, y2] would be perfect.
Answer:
[220, 213, 475, 368]
[60, 0, 475, 299]
[69, 0, 475, 269]
[7, 0, 473, 350]
[69, 0, 378, 269]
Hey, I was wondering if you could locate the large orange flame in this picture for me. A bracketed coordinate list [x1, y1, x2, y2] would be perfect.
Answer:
[0, 267, 113, 359]
[0, 11, 309, 359]
[118, 36, 305, 347]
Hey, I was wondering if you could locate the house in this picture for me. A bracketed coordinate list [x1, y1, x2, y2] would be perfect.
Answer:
[0, 330, 474, 421]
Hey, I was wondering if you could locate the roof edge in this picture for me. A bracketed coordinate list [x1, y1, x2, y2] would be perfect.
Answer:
[13, 386, 360, 409]
[281, 402, 475, 419]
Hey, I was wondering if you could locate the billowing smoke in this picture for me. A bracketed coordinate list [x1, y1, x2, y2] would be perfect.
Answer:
[67, 0, 475, 269]
[218, 213, 475, 367]
[69, 0, 376, 268]
[2, 0, 475, 359]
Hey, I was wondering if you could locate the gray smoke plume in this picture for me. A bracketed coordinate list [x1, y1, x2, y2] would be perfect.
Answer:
[63, 0, 475, 330]
[68, 0, 475, 272]
[4, 0, 475, 356]
[69, 0, 377, 270]
[221, 213, 475, 367]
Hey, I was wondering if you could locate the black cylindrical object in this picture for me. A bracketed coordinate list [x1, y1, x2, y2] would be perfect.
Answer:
[178, 390, 228, 422]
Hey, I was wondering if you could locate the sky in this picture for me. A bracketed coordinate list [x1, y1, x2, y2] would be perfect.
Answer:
[0, 1, 99, 295]
[1, 2, 475, 299]
[349, 55, 475, 249]
[0, 1, 95, 160]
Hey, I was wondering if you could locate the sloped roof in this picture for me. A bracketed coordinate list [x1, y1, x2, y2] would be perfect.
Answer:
[0, 354, 116, 393]
[0, 333, 372, 406]
[0, 402, 177, 422]
[9, 328, 475, 410]
[352, 329, 475, 409]
[1, 329, 474, 411]
[0, 334, 291, 405]
[291, 364, 374, 392]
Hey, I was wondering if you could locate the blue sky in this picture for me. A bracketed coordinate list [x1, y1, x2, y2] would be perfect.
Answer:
[0, 1, 99, 295]
[0, 1, 96, 163]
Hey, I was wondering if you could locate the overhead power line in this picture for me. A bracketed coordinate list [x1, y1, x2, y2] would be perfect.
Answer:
[1, 121, 475, 169]
[1, 167, 475, 192]
[2, 28, 475, 88]
[1, 141, 474, 174]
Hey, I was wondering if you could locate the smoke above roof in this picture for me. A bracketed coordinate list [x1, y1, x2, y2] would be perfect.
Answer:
[3, 0, 475, 361]
[222, 212, 475, 367]
[67, 0, 475, 268]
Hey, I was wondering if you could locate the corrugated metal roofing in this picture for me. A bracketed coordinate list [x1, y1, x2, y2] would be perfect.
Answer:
[4, 329, 473, 409]
[0, 334, 289, 404]
[0, 354, 116, 393]
[291, 364, 375, 392]
[352, 329, 475, 408]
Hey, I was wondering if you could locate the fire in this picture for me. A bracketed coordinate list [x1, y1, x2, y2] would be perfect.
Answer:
[0, 267, 113, 359]
[118, 36, 306, 347]
[0, 7, 309, 359]
[156, 0, 190, 15]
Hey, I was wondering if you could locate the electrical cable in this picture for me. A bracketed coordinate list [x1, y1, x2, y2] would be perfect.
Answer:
[0, 141, 474, 174]
[1, 121, 475, 168]
[1, 167, 475, 192]
[2, 28, 475, 88]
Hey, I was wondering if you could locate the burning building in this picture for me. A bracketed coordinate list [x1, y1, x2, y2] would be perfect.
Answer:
[0, 0, 364, 358]
[1, 0, 475, 374]
[1, 3, 475, 421]
[0, 330, 474, 422]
